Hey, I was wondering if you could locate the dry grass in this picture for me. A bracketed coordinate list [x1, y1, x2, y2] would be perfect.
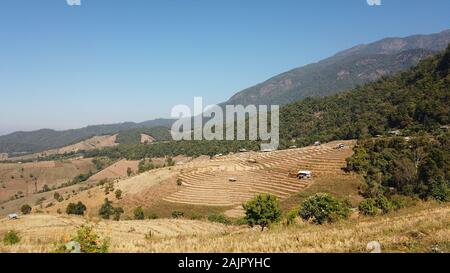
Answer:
[0, 202, 448, 253]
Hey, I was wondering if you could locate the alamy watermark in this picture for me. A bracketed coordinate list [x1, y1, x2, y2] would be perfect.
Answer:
[170, 97, 279, 151]
[66, 0, 81, 6]
[367, 0, 382, 6]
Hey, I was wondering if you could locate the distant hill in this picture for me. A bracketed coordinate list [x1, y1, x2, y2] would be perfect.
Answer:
[223, 29, 450, 106]
[0, 119, 175, 155]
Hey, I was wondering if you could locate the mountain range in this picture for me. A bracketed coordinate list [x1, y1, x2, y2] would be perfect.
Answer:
[1, 29, 449, 155]
[223, 29, 450, 106]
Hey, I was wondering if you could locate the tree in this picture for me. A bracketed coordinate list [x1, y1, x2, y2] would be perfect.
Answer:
[133, 206, 145, 220]
[99, 199, 114, 219]
[243, 194, 281, 231]
[113, 207, 124, 221]
[54, 192, 64, 202]
[299, 193, 350, 224]
[20, 204, 32, 215]
[115, 189, 122, 200]
[127, 167, 132, 177]
[66, 202, 87, 215]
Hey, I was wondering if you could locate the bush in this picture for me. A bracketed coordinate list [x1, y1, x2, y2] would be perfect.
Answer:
[20, 204, 32, 215]
[147, 212, 158, 219]
[208, 214, 232, 225]
[114, 189, 122, 200]
[113, 207, 124, 221]
[358, 198, 377, 216]
[54, 192, 64, 202]
[66, 202, 87, 215]
[243, 194, 281, 231]
[429, 178, 450, 202]
[3, 230, 20, 245]
[299, 193, 350, 225]
[375, 195, 393, 214]
[72, 225, 109, 253]
[171, 210, 184, 219]
[99, 199, 114, 219]
[177, 178, 183, 186]
[390, 195, 417, 210]
[283, 209, 299, 226]
[133, 207, 145, 220]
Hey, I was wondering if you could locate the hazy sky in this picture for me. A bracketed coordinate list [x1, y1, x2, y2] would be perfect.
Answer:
[0, 0, 449, 134]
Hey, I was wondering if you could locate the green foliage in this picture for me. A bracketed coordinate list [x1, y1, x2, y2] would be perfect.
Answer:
[3, 230, 20, 245]
[176, 178, 183, 186]
[147, 212, 158, 220]
[114, 189, 122, 200]
[358, 198, 378, 216]
[375, 195, 393, 214]
[54, 192, 64, 202]
[138, 159, 156, 173]
[98, 199, 114, 219]
[283, 209, 299, 226]
[207, 214, 232, 225]
[66, 202, 87, 215]
[299, 193, 350, 224]
[20, 204, 32, 215]
[243, 194, 281, 231]
[72, 225, 109, 253]
[348, 136, 450, 201]
[113, 207, 124, 221]
[171, 210, 184, 219]
[116, 126, 172, 145]
[133, 207, 145, 220]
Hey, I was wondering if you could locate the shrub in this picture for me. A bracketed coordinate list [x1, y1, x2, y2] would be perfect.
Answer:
[54, 192, 64, 202]
[113, 207, 124, 221]
[358, 198, 377, 216]
[114, 189, 122, 200]
[72, 225, 109, 253]
[190, 213, 203, 220]
[66, 202, 87, 215]
[20, 204, 32, 215]
[3, 230, 20, 245]
[243, 194, 281, 231]
[390, 195, 417, 210]
[127, 167, 132, 177]
[147, 212, 158, 219]
[207, 214, 232, 225]
[375, 195, 393, 214]
[99, 199, 114, 219]
[177, 178, 183, 186]
[429, 178, 450, 202]
[283, 209, 299, 226]
[299, 193, 350, 225]
[171, 210, 184, 219]
[133, 207, 145, 220]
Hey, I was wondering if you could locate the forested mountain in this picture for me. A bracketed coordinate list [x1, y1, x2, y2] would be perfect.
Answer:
[223, 30, 450, 107]
[0, 119, 174, 155]
[280, 44, 450, 147]
[85, 44, 450, 160]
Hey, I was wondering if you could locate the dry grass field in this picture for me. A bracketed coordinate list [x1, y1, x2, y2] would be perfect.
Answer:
[0, 140, 447, 253]
[0, 202, 448, 253]
[0, 158, 97, 204]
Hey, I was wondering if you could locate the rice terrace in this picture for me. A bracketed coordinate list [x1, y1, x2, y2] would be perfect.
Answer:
[0, 0, 449, 264]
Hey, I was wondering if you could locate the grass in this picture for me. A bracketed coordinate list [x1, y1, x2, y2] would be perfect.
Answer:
[143, 200, 233, 220]
[280, 174, 364, 211]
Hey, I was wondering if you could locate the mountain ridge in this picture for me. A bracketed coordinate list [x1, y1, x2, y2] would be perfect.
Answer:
[223, 29, 450, 107]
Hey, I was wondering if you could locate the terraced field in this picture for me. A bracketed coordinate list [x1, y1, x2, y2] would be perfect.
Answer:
[163, 141, 355, 216]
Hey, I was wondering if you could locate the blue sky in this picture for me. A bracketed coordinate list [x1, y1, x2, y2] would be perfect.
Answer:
[0, 0, 449, 134]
